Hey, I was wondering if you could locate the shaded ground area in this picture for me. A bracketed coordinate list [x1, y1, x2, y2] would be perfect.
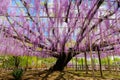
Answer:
[0, 69, 120, 80]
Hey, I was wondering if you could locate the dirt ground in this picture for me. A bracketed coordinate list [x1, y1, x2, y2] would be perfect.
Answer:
[0, 69, 120, 80]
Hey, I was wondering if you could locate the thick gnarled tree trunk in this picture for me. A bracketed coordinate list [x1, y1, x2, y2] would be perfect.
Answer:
[49, 52, 72, 71]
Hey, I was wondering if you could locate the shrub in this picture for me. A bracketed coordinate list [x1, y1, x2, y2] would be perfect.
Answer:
[12, 68, 23, 80]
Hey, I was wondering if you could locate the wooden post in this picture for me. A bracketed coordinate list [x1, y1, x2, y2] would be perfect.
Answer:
[113, 55, 118, 75]
[75, 57, 78, 71]
[84, 52, 88, 74]
[81, 58, 84, 70]
[97, 46, 103, 77]
[107, 56, 111, 73]
[89, 38, 95, 79]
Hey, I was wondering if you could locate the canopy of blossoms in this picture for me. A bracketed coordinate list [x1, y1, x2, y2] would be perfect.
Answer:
[0, 0, 119, 58]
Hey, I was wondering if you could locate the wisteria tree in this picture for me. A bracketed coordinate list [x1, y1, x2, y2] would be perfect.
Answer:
[0, 0, 120, 71]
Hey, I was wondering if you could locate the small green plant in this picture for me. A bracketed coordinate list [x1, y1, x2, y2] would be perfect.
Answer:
[12, 68, 23, 80]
